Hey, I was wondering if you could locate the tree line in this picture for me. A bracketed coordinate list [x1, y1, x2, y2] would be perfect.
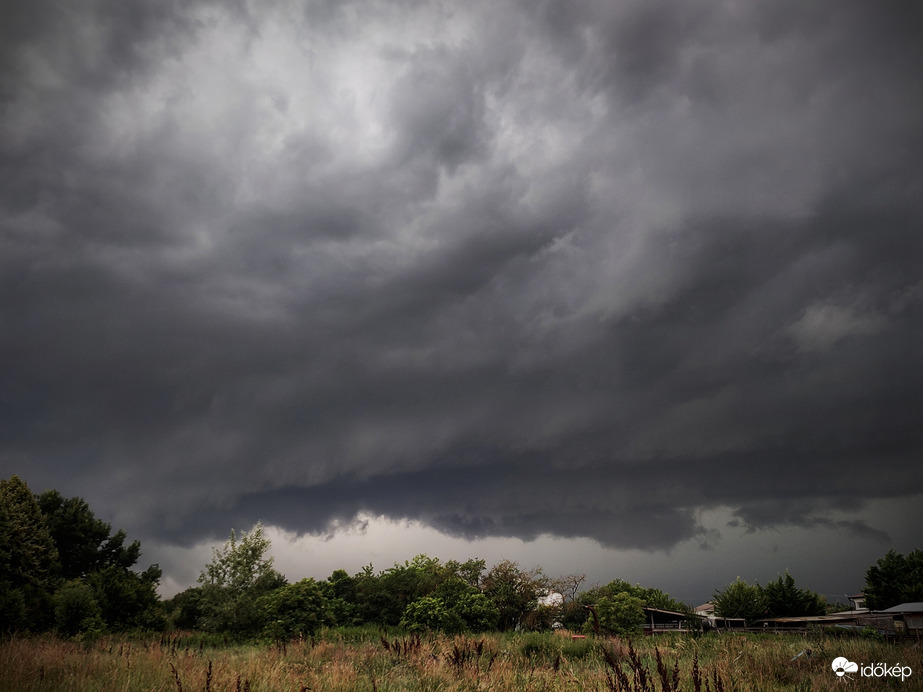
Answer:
[2, 475, 921, 639]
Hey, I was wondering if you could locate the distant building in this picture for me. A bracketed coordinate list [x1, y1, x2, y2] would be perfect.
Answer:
[702, 615, 746, 631]
[755, 610, 873, 631]
[875, 602, 923, 634]
[642, 607, 696, 633]
[695, 602, 715, 617]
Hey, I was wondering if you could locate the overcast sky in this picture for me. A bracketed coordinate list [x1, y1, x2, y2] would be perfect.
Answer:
[2, 0, 921, 604]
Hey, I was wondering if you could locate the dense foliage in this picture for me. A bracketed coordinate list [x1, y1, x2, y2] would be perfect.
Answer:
[0, 475, 162, 636]
[712, 577, 768, 624]
[3, 475, 919, 641]
[711, 573, 826, 624]
[194, 524, 287, 635]
[864, 549, 923, 610]
[763, 572, 826, 618]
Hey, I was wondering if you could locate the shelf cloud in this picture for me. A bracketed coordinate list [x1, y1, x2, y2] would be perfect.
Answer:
[2, 0, 921, 595]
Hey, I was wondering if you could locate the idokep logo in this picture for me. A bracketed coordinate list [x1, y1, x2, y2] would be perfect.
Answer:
[832, 656, 913, 682]
[831, 657, 858, 677]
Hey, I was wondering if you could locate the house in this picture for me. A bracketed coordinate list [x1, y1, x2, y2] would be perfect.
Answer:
[847, 593, 866, 610]
[695, 602, 715, 617]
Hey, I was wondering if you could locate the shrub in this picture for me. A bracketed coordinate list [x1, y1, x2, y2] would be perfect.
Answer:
[594, 593, 645, 636]
[454, 592, 500, 632]
[400, 596, 464, 633]
[54, 581, 105, 638]
[257, 578, 330, 640]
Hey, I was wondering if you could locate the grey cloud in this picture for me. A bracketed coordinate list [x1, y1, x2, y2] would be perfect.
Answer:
[1, 0, 921, 592]
[388, 46, 491, 174]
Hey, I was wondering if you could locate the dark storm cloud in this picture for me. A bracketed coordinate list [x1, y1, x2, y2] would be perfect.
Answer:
[1, 0, 921, 559]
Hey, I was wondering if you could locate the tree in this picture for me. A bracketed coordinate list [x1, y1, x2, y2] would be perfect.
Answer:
[865, 549, 923, 610]
[581, 579, 688, 614]
[579, 579, 692, 632]
[320, 569, 361, 626]
[362, 554, 448, 626]
[257, 578, 330, 640]
[87, 563, 164, 631]
[453, 592, 500, 632]
[551, 573, 587, 629]
[36, 486, 162, 632]
[763, 572, 825, 617]
[444, 558, 486, 587]
[197, 523, 287, 635]
[400, 596, 463, 633]
[37, 490, 140, 579]
[397, 574, 500, 633]
[481, 559, 547, 631]
[0, 476, 161, 634]
[595, 592, 645, 635]
[164, 586, 205, 630]
[712, 578, 767, 624]
[0, 476, 60, 630]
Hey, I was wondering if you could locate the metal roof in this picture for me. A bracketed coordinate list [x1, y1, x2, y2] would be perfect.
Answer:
[876, 602, 923, 613]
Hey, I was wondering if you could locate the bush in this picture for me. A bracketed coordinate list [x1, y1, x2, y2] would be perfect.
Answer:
[594, 593, 645, 635]
[518, 632, 563, 662]
[0, 587, 27, 633]
[454, 593, 500, 632]
[257, 578, 330, 640]
[400, 596, 464, 633]
[54, 581, 105, 638]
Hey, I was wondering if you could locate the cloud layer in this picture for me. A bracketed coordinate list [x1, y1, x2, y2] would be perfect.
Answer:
[2, 0, 921, 569]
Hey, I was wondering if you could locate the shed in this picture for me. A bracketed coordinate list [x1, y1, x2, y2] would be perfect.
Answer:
[755, 610, 871, 631]
[642, 607, 695, 633]
[874, 602, 923, 632]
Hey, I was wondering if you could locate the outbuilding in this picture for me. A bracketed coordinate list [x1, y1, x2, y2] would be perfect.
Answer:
[874, 602, 923, 634]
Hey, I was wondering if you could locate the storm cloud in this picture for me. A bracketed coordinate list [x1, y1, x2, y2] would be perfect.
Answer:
[1, 0, 921, 593]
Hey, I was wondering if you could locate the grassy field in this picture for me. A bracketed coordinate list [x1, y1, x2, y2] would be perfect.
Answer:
[1, 628, 919, 691]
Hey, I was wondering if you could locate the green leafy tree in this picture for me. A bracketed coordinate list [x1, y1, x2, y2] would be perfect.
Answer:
[453, 592, 500, 632]
[583, 579, 689, 614]
[435, 575, 477, 604]
[763, 572, 825, 617]
[594, 592, 645, 635]
[0, 476, 60, 630]
[0, 476, 162, 634]
[481, 559, 547, 631]
[444, 558, 486, 587]
[320, 569, 360, 626]
[397, 576, 501, 633]
[579, 578, 692, 632]
[351, 563, 386, 624]
[865, 549, 923, 610]
[350, 554, 448, 626]
[197, 523, 287, 635]
[164, 586, 205, 630]
[87, 563, 164, 631]
[257, 578, 330, 640]
[37, 491, 140, 579]
[36, 487, 162, 631]
[400, 596, 463, 633]
[713, 578, 767, 624]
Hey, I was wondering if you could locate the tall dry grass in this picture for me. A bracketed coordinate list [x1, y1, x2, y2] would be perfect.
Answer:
[1, 629, 919, 691]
